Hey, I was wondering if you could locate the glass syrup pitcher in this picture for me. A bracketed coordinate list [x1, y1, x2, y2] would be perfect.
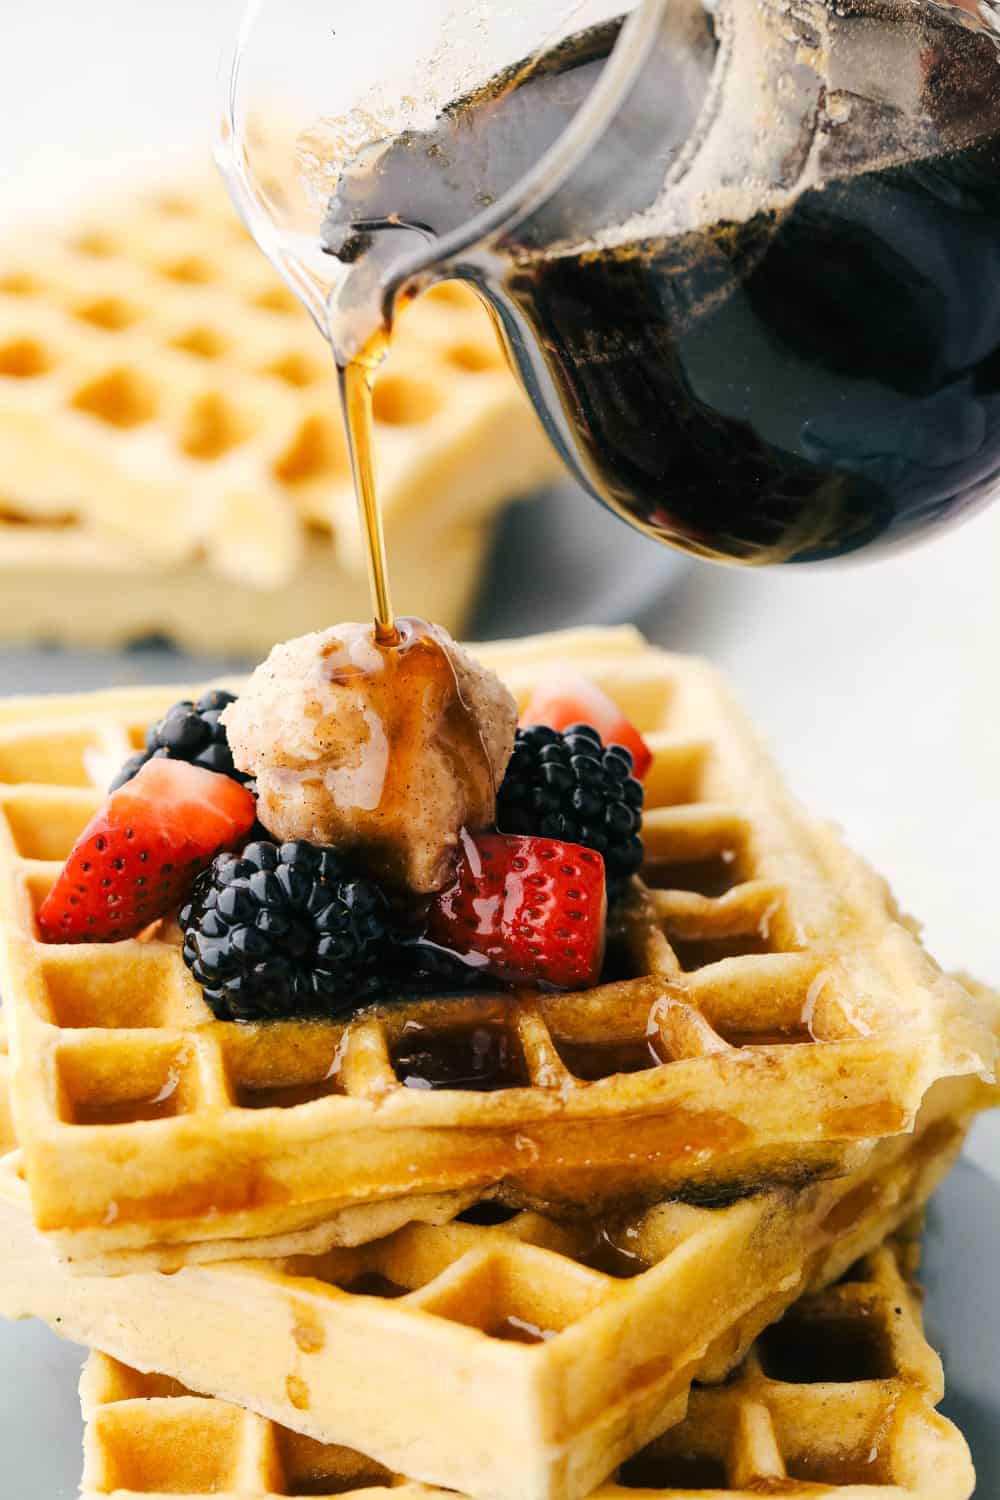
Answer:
[220, 0, 1000, 566]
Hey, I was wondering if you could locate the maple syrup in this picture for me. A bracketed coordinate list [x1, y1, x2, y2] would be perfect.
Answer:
[314, 615, 496, 889]
[289, 225, 502, 888]
[338, 340, 397, 646]
[643, 851, 741, 899]
[668, 929, 772, 974]
[581, 1225, 649, 1279]
[235, 1076, 342, 1111]
[72, 1093, 179, 1127]
[322, 9, 1000, 564]
[554, 1035, 661, 1081]
[392, 1021, 528, 1091]
[490, 1314, 556, 1344]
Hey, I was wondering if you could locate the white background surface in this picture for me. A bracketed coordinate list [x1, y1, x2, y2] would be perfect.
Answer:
[1, 0, 997, 1191]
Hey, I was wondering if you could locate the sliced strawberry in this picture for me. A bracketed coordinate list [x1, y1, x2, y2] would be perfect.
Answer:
[426, 832, 606, 990]
[38, 758, 257, 944]
[520, 668, 652, 780]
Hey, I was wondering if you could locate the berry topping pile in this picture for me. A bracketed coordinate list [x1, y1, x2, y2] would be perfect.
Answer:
[110, 691, 248, 792]
[38, 758, 257, 943]
[179, 842, 387, 1022]
[497, 724, 643, 898]
[40, 643, 649, 1024]
[427, 831, 607, 989]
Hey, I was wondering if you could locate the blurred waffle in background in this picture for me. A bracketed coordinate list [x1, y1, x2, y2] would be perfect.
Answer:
[0, 169, 559, 655]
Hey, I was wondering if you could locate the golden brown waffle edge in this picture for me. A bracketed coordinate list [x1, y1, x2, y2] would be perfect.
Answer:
[75, 1236, 974, 1500]
[0, 986, 991, 1500]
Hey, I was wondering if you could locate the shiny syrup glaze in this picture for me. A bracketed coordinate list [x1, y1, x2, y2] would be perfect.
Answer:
[490, 1314, 557, 1344]
[71, 1065, 183, 1126]
[581, 1225, 649, 1279]
[314, 615, 495, 889]
[72, 1094, 179, 1127]
[338, 343, 397, 644]
[554, 1035, 663, 1081]
[393, 1022, 529, 1091]
[668, 929, 772, 973]
[235, 1076, 343, 1110]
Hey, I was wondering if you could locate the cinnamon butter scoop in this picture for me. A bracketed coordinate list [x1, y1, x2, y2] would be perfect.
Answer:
[222, 618, 517, 893]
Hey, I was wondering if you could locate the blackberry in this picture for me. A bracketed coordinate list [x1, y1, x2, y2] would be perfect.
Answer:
[110, 690, 247, 792]
[381, 931, 493, 995]
[496, 723, 644, 898]
[179, 840, 388, 1022]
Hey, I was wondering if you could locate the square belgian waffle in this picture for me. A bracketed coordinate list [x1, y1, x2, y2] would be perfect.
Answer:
[0, 627, 993, 1270]
[0, 169, 558, 652]
[0, 988, 993, 1497]
[76, 1240, 974, 1500]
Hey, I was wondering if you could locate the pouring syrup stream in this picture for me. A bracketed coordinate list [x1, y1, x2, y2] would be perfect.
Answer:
[338, 340, 399, 646]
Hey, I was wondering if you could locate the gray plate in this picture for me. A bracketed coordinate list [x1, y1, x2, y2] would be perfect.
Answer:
[0, 484, 688, 696]
[1, 1160, 997, 1497]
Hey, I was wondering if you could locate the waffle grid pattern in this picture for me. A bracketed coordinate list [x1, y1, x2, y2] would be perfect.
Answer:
[0, 629, 992, 1266]
[77, 1241, 974, 1499]
[0, 1010, 979, 1500]
[0, 170, 557, 649]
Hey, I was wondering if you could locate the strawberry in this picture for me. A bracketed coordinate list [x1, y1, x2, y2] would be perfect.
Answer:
[426, 832, 606, 990]
[38, 758, 257, 944]
[520, 668, 652, 780]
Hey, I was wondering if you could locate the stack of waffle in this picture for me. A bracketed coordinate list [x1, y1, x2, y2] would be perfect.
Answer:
[0, 626, 995, 1497]
[0, 171, 558, 654]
